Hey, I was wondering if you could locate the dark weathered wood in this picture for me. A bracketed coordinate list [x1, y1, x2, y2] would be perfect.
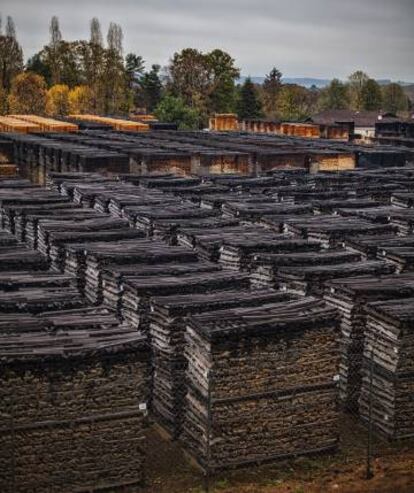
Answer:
[360, 297, 414, 439]
[183, 297, 340, 470]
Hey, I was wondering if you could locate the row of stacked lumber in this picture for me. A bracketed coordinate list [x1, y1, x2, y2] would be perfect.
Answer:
[0, 115, 78, 133]
[44, 168, 414, 448]
[211, 114, 350, 141]
[0, 174, 336, 477]
[1, 127, 412, 181]
[0, 178, 152, 492]
[69, 114, 149, 132]
[4, 164, 414, 479]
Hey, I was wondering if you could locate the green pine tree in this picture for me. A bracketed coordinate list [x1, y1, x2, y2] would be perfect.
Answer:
[237, 77, 263, 119]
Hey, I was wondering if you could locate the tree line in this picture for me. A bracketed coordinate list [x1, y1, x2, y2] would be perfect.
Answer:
[0, 15, 412, 129]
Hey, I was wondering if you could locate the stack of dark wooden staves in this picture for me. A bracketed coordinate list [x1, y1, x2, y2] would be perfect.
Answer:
[277, 260, 396, 296]
[360, 297, 414, 439]
[324, 275, 414, 410]
[183, 298, 340, 470]
[0, 323, 150, 492]
[344, 235, 414, 260]
[250, 249, 361, 288]
[284, 215, 397, 248]
[219, 232, 321, 271]
[122, 271, 250, 332]
[103, 261, 221, 318]
[377, 247, 414, 273]
[150, 290, 294, 437]
[84, 240, 199, 305]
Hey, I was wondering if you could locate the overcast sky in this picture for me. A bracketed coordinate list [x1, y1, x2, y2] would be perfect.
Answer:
[2, 0, 413, 81]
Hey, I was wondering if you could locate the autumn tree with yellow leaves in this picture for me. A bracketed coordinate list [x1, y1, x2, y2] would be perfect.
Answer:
[7, 72, 47, 114]
[68, 85, 94, 114]
[46, 84, 70, 116]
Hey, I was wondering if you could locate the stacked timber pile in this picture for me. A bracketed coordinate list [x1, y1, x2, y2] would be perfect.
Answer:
[284, 215, 397, 247]
[127, 203, 217, 236]
[0, 326, 150, 492]
[209, 113, 239, 131]
[183, 298, 339, 470]
[277, 260, 395, 296]
[0, 190, 71, 234]
[154, 183, 229, 200]
[219, 232, 321, 270]
[312, 198, 381, 214]
[69, 114, 149, 132]
[8, 114, 78, 132]
[324, 275, 414, 410]
[24, 209, 104, 249]
[0, 116, 40, 133]
[199, 192, 256, 211]
[0, 285, 84, 313]
[139, 176, 201, 189]
[103, 261, 221, 317]
[150, 289, 294, 436]
[360, 297, 414, 439]
[0, 271, 73, 291]
[377, 247, 414, 272]
[35, 216, 130, 264]
[337, 206, 414, 235]
[122, 271, 250, 331]
[106, 193, 177, 218]
[153, 216, 239, 246]
[221, 201, 311, 220]
[251, 249, 361, 288]
[12, 203, 79, 242]
[48, 172, 114, 194]
[177, 225, 263, 261]
[49, 228, 144, 273]
[40, 306, 120, 329]
[0, 245, 48, 271]
[84, 240, 199, 305]
[344, 234, 414, 259]
[391, 192, 414, 208]
[0, 230, 19, 247]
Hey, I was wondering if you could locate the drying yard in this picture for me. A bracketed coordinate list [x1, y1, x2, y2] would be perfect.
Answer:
[1, 122, 414, 492]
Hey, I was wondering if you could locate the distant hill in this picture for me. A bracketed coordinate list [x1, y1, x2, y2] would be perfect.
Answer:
[239, 76, 330, 88]
[239, 76, 414, 89]
[282, 77, 331, 88]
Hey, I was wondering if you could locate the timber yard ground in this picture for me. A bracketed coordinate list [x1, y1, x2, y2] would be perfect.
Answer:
[144, 421, 414, 493]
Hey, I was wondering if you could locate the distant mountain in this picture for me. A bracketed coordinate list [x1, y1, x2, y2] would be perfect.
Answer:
[282, 78, 331, 88]
[238, 76, 330, 88]
[239, 76, 414, 89]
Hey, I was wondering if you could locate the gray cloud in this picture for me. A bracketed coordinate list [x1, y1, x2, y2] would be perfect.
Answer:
[1, 0, 413, 80]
